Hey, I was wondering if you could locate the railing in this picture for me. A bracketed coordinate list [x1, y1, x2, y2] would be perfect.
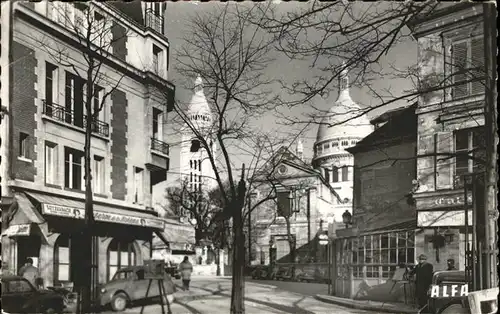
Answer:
[42, 100, 109, 137]
[145, 9, 163, 34]
[151, 137, 169, 155]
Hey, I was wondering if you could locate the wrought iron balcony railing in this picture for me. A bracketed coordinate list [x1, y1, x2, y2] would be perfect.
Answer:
[151, 137, 169, 155]
[42, 100, 109, 137]
[145, 9, 163, 34]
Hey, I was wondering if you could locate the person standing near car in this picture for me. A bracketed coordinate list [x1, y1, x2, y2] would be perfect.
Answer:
[409, 254, 434, 312]
[178, 256, 193, 291]
[18, 258, 40, 287]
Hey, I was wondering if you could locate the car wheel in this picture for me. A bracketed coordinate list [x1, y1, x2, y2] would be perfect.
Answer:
[111, 293, 128, 312]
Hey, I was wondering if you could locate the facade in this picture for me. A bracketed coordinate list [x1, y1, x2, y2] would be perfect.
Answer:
[335, 104, 418, 299]
[312, 65, 374, 222]
[252, 146, 341, 264]
[0, 1, 174, 292]
[407, 3, 486, 272]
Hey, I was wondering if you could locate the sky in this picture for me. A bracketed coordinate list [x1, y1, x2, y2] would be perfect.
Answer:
[162, 1, 418, 179]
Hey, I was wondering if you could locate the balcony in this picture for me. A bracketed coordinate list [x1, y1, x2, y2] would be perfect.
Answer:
[151, 137, 169, 155]
[42, 100, 109, 137]
[144, 9, 163, 34]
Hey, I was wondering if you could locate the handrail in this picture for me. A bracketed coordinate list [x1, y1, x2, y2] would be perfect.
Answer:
[151, 137, 169, 155]
[42, 100, 109, 137]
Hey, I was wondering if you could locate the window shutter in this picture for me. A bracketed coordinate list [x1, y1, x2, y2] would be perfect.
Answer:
[435, 132, 454, 190]
[470, 37, 485, 95]
[417, 134, 435, 190]
[277, 192, 291, 217]
[451, 41, 468, 99]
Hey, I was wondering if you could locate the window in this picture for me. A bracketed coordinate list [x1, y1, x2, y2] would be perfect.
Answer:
[341, 140, 349, 146]
[7, 279, 34, 293]
[93, 156, 104, 194]
[107, 239, 137, 281]
[19, 133, 29, 158]
[332, 167, 339, 183]
[450, 37, 484, 99]
[45, 62, 59, 116]
[324, 169, 330, 183]
[341, 166, 349, 181]
[133, 167, 144, 204]
[64, 147, 84, 190]
[275, 238, 290, 261]
[93, 85, 105, 123]
[351, 140, 357, 145]
[65, 72, 84, 127]
[152, 107, 163, 140]
[54, 234, 71, 284]
[332, 142, 339, 147]
[45, 142, 58, 185]
[324, 143, 330, 149]
[152, 45, 163, 75]
[455, 128, 485, 186]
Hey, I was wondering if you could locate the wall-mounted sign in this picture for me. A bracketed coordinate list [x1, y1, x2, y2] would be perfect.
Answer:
[417, 192, 473, 210]
[417, 210, 473, 227]
[2, 224, 31, 237]
[42, 204, 165, 229]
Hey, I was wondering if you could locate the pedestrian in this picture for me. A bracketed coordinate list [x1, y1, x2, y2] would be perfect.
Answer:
[410, 254, 433, 312]
[178, 256, 193, 291]
[446, 258, 456, 270]
[18, 257, 40, 287]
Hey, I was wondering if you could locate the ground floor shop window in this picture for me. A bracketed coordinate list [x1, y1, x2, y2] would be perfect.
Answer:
[54, 234, 71, 285]
[107, 239, 137, 281]
[336, 230, 415, 279]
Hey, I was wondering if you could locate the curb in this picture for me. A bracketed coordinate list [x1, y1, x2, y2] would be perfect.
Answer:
[314, 295, 418, 314]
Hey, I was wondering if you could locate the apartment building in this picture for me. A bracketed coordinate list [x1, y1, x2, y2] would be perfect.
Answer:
[0, 1, 174, 289]
[407, 3, 486, 271]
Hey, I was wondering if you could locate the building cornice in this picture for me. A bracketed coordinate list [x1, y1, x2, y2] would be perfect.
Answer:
[416, 94, 485, 115]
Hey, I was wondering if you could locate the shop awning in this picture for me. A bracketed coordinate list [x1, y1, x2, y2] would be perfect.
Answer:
[24, 192, 165, 230]
[1, 193, 48, 243]
[153, 222, 196, 251]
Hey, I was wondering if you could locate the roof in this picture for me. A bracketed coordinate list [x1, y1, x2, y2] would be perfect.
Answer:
[108, 1, 144, 25]
[347, 103, 417, 154]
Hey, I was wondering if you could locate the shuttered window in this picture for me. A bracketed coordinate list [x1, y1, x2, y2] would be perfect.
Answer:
[451, 36, 485, 99]
[454, 127, 485, 187]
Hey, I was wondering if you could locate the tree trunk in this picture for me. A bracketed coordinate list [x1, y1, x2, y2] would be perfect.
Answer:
[79, 63, 96, 314]
[230, 176, 246, 314]
[285, 216, 296, 264]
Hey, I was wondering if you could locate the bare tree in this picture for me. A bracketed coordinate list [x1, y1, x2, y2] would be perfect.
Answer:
[32, 3, 129, 312]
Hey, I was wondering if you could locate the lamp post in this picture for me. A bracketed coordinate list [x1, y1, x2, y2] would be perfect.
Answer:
[342, 210, 353, 229]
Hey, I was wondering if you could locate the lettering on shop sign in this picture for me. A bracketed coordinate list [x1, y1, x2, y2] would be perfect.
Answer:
[430, 284, 468, 298]
[4, 224, 31, 236]
[434, 194, 473, 207]
[43, 204, 165, 229]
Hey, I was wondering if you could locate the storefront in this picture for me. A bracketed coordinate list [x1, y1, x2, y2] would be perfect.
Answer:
[1, 190, 165, 288]
[414, 190, 474, 272]
[152, 218, 196, 265]
[333, 219, 416, 299]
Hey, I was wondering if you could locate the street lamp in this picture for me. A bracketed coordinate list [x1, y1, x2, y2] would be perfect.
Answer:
[342, 210, 352, 229]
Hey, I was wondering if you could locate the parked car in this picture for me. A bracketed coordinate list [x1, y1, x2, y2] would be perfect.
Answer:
[275, 265, 294, 281]
[97, 266, 177, 312]
[426, 270, 469, 314]
[251, 265, 276, 280]
[1, 275, 65, 314]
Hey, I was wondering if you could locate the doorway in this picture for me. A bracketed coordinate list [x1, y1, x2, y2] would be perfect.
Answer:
[16, 235, 42, 273]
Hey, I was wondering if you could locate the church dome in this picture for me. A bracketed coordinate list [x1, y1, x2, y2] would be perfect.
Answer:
[314, 65, 373, 145]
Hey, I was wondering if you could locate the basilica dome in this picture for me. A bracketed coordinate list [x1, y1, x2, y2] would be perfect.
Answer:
[187, 75, 212, 127]
[313, 64, 373, 164]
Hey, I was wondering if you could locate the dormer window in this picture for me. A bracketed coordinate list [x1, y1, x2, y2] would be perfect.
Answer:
[144, 2, 165, 34]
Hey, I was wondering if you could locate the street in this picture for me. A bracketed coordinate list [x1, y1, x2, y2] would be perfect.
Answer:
[100, 277, 379, 314]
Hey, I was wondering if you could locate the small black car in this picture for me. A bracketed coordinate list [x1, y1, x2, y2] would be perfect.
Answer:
[1, 275, 65, 314]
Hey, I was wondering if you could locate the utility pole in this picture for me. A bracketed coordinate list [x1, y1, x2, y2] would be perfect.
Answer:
[248, 195, 252, 265]
[482, 2, 498, 290]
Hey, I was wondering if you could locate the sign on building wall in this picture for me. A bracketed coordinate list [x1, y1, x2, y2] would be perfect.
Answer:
[2, 224, 31, 237]
[417, 210, 473, 227]
[42, 203, 165, 229]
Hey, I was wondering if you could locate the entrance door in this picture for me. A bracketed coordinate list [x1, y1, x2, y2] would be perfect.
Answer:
[16, 235, 41, 274]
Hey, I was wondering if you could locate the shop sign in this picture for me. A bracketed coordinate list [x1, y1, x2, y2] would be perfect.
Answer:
[42, 204, 85, 219]
[417, 210, 473, 227]
[434, 195, 473, 207]
[94, 211, 164, 229]
[430, 284, 468, 298]
[43, 203, 165, 229]
[2, 224, 31, 237]
[418, 193, 473, 210]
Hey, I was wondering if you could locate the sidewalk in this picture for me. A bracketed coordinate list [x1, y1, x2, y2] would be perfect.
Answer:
[314, 294, 418, 314]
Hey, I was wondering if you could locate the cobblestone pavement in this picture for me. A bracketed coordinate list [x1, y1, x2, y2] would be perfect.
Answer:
[100, 278, 375, 314]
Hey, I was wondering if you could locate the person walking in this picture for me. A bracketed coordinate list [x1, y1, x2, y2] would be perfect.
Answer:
[178, 256, 193, 291]
[18, 258, 40, 287]
[410, 254, 434, 312]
